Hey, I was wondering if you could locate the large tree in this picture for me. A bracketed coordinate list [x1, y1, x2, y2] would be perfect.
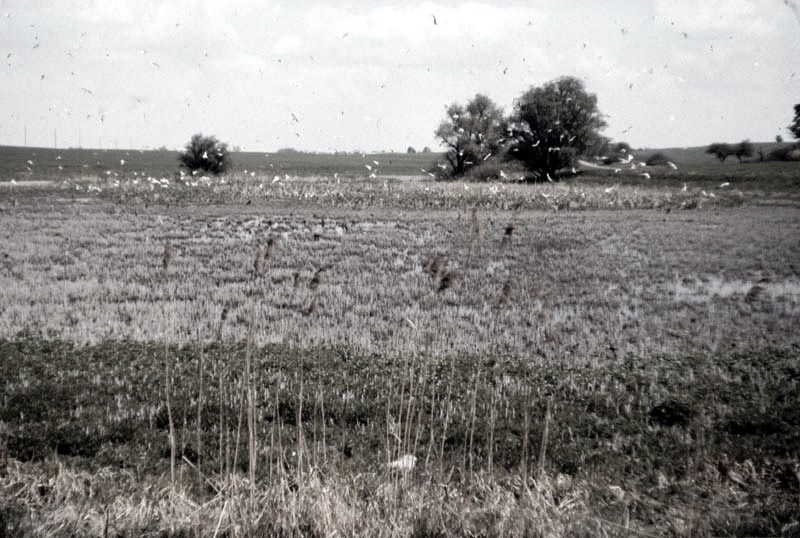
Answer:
[508, 76, 607, 181]
[789, 103, 800, 139]
[434, 94, 507, 178]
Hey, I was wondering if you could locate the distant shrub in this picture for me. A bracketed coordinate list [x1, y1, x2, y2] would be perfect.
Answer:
[734, 140, 754, 163]
[766, 144, 800, 161]
[645, 152, 671, 166]
[179, 133, 231, 175]
[462, 161, 504, 182]
[706, 142, 734, 162]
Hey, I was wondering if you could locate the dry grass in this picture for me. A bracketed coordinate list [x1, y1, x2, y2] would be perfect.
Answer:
[0, 198, 797, 359]
[23, 170, 781, 211]
[1, 184, 799, 537]
[0, 459, 634, 538]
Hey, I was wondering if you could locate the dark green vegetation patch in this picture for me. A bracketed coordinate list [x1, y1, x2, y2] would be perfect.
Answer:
[1, 335, 798, 533]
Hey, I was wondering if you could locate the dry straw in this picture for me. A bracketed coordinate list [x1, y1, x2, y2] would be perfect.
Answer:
[309, 267, 325, 290]
[498, 278, 514, 305]
[425, 255, 442, 279]
[500, 224, 514, 249]
[163, 240, 173, 272]
[745, 284, 765, 303]
[438, 271, 456, 293]
[253, 246, 264, 277]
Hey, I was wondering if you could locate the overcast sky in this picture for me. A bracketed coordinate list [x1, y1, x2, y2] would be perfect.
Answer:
[1, 0, 798, 153]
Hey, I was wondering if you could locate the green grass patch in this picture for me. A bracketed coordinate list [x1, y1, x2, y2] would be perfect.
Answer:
[1, 334, 797, 536]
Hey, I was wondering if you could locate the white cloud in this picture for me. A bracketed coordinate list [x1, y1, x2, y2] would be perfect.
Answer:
[305, 2, 540, 45]
[233, 53, 269, 75]
[272, 35, 304, 56]
[0, 1, 796, 151]
[655, 0, 771, 34]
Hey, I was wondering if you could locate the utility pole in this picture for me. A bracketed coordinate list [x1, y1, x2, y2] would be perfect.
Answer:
[54, 128, 57, 149]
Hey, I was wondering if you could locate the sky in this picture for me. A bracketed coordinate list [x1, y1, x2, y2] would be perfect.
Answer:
[1, 0, 799, 153]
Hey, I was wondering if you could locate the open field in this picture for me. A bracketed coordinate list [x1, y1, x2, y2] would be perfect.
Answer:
[1, 168, 799, 536]
[0, 145, 442, 182]
[2, 142, 799, 186]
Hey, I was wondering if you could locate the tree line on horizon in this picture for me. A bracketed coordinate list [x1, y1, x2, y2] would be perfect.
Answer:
[177, 87, 800, 178]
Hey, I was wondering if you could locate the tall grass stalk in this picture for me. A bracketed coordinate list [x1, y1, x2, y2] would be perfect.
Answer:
[164, 342, 176, 488]
[437, 356, 456, 490]
[296, 364, 305, 493]
[520, 391, 530, 488]
[395, 353, 410, 461]
[196, 343, 204, 489]
[269, 386, 279, 484]
[412, 352, 433, 457]
[487, 380, 498, 475]
[465, 371, 481, 480]
[402, 355, 417, 459]
[245, 308, 257, 510]
[537, 397, 552, 479]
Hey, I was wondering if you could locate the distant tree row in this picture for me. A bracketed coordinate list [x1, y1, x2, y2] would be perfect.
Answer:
[175, 99, 800, 177]
[406, 146, 433, 154]
[706, 103, 800, 164]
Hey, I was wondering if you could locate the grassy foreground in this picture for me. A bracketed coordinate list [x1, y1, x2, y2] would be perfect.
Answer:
[1, 169, 799, 536]
[1, 337, 798, 537]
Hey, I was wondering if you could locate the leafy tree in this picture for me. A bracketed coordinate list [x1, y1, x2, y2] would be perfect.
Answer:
[776, 134, 783, 143]
[789, 103, 800, 139]
[179, 133, 231, 175]
[706, 142, 733, 163]
[434, 94, 507, 178]
[407, 146, 417, 154]
[585, 135, 611, 159]
[734, 140, 754, 163]
[508, 77, 607, 181]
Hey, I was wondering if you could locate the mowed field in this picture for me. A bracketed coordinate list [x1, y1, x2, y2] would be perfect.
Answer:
[1, 147, 799, 537]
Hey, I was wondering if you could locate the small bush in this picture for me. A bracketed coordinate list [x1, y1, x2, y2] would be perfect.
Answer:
[178, 133, 231, 175]
[766, 144, 800, 161]
[645, 152, 671, 166]
[462, 160, 523, 182]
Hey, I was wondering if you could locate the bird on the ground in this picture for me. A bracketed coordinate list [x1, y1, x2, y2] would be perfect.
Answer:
[388, 454, 417, 471]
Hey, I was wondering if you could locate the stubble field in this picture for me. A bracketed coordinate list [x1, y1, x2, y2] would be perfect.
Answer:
[1, 164, 799, 537]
